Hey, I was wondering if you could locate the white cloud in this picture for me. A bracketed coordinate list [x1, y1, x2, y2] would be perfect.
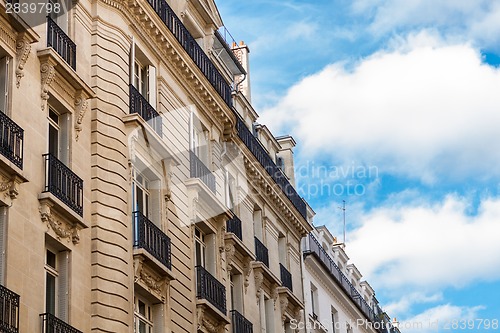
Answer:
[399, 304, 485, 333]
[261, 32, 500, 184]
[344, 195, 500, 289]
[351, 0, 500, 51]
[384, 292, 443, 316]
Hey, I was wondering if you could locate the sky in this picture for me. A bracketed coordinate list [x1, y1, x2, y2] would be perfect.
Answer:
[217, 0, 500, 332]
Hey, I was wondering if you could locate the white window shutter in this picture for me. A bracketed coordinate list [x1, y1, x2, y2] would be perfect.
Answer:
[130, 38, 135, 86]
[0, 207, 7, 284]
[57, 251, 69, 322]
[59, 114, 70, 165]
[0, 57, 9, 113]
[189, 111, 194, 151]
[147, 65, 156, 107]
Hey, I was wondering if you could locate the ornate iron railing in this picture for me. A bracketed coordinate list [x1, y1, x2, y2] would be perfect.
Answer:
[43, 153, 83, 216]
[189, 150, 216, 193]
[226, 215, 242, 241]
[236, 117, 307, 220]
[231, 310, 253, 333]
[133, 211, 172, 270]
[304, 234, 386, 332]
[0, 284, 19, 333]
[145, 0, 232, 107]
[196, 266, 226, 314]
[254, 237, 269, 267]
[129, 84, 162, 136]
[0, 111, 23, 169]
[40, 313, 82, 333]
[280, 263, 293, 292]
[47, 16, 76, 70]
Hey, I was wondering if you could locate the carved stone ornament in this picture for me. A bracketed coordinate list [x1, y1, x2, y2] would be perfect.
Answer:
[15, 37, 31, 88]
[197, 306, 226, 333]
[0, 175, 21, 204]
[271, 283, 279, 309]
[133, 257, 168, 302]
[243, 257, 253, 293]
[39, 202, 80, 244]
[40, 61, 56, 111]
[74, 93, 88, 141]
[224, 241, 235, 277]
[254, 270, 264, 300]
[280, 294, 289, 323]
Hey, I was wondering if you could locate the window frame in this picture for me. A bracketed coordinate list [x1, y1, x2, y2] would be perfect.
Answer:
[134, 296, 154, 333]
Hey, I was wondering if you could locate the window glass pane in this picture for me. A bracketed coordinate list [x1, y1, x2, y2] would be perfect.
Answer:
[46, 250, 56, 269]
[138, 300, 145, 316]
[139, 320, 146, 333]
[195, 241, 202, 266]
[48, 124, 59, 157]
[135, 186, 144, 214]
[46, 272, 56, 315]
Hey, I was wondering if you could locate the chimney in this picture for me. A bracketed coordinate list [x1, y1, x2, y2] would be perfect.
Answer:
[232, 41, 251, 102]
[276, 136, 297, 187]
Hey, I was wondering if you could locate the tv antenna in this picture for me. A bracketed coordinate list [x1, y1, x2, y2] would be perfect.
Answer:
[338, 200, 346, 245]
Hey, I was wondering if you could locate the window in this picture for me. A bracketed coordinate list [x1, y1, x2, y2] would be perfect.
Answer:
[0, 56, 10, 113]
[47, 108, 70, 164]
[44, 246, 69, 321]
[131, 46, 157, 107]
[265, 297, 275, 333]
[133, 170, 151, 218]
[0, 207, 7, 284]
[48, 0, 70, 32]
[194, 227, 206, 268]
[189, 113, 209, 164]
[134, 297, 153, 333]
[278, 234, 286, 264]
[230, 273, 243, 312]
[310, 283, 319, 320]
[331, 307, 339, 333]
[253, 208, 263, 240]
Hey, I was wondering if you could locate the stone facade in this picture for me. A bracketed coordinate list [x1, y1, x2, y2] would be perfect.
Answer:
[0, 0, 313, 332]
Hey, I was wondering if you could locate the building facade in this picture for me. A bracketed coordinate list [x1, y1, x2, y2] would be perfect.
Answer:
[0, 0, 313, 332]
[301, 226, 401, 333]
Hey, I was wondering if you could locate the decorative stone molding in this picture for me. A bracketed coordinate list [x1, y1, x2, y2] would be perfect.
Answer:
[271, 283, 279, 309]
[224, 240, 235, 277]
[254, 270, 264, 300]
[280, 294, 289, 323]
[133, 257, 168, 302]
[242, 256, 253, 293]
[39, 201, 80, 244]
[197, 306, 226, 333]
[0, 175, 22, 205]
[15, 37, 31, 88]
[40, 61, 56, 111]
[74, 91, 88, 141]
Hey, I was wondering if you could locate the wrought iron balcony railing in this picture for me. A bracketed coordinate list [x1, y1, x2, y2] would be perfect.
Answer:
[0, 111, 23, 169]
[133, 211, 172, 270]
[254, 237, 269, 267]
[145, 0, 232, 108]
[226, 215, 242, 241]
[189, 150, 216, 193]
[43, 153, 83, 216]
[304, 234, 385, 332]
[236, 117, 307, 220]
[0, 284, 19, 333]
[196, 266, 226, 314]
[231, 310, 253, 333]
[129, 84, 162, 136]
[40, 313, 82, 333]
[279, 263, 293, 292]
[47, 16, 76, 70]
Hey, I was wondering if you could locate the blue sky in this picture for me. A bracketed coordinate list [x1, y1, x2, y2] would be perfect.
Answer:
[218, 0, 500, 331]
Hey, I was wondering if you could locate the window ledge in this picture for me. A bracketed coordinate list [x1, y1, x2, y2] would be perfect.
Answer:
[185, 178, 231, 223]
[252, 261, 281, 286]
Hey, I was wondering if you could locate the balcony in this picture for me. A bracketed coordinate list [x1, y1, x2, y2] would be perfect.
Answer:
[129, 84, 162, 136]
[304, 234, 385, 332]
[231, 310, 253, 333]
[43, 153, 83, 216]
[40, 313, 81, 333]
[280, 263, 293, 292]
[254, 237, 269, 267]
[0, 111, 23, 170]
[196, 266, 226, 314]
[0, 284, 19, 333]
[47, 16, 76, 70]
[145, 0, 232, 108]
[236, 117, 307, 220]
[226, 215, 242, 241]
[133, 211, 172, 270]
[190, 151, 215, 193]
